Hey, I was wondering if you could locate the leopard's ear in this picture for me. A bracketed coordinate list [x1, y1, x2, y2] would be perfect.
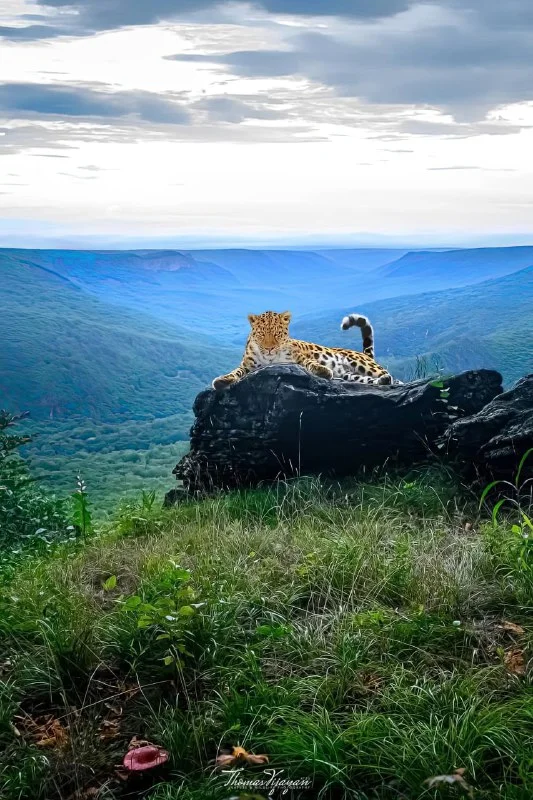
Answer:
[248, 313, 257, 326]
[281, 311, 292, 323]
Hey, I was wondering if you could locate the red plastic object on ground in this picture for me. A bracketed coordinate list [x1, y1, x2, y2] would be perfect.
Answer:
[123, 745, 169, 771]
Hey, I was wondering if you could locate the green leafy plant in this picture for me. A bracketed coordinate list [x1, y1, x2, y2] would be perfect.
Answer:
[102, 574, 117, 591]
[140, 488, 157, 511]
[121, 564, 201, 668]
[71, 475, 93, 538]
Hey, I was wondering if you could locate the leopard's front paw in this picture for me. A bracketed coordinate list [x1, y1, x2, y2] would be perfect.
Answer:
[212, 375, 236, 391]
[312, 364, 333, 380]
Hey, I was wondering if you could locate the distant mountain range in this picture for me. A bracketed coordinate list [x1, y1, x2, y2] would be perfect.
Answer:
[1, 244, 531, 501]
[376, 246, 533, 285]
[5, 245, 532, 344]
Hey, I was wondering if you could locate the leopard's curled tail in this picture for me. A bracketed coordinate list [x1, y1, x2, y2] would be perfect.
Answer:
[340, 313, 375, 358]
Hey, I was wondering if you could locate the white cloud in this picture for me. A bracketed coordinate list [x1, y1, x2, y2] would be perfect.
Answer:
[0, 1, 532, 243]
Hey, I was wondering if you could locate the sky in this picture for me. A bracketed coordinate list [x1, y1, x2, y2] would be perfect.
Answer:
[1, 0, 533, 247]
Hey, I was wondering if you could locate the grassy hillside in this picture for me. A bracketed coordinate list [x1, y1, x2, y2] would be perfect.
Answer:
[292, 266, 533, 385]
[0, 253, 237, 503]
[0, 253, 236, 421]
[1, 472, 532, 799]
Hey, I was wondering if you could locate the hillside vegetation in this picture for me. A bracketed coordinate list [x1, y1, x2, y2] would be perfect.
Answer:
[0, 253, 236, 421]
[1, 468, 532, 800]
[0, 254, 237, 503]
[24, 418, 190, 507]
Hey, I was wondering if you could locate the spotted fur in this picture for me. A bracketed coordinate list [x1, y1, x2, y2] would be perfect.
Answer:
[212, 310, 397, 390]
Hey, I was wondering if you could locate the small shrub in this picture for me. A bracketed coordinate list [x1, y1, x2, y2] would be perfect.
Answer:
[0, 410, 69, 553]
[108, 562, 202, 677]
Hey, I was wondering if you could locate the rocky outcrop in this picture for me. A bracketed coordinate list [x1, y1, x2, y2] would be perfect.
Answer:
[168, 366, 503, 496]
[444, 374, 533, 483]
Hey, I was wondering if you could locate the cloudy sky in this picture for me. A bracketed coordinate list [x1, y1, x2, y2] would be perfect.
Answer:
[1, 0, 533, 247]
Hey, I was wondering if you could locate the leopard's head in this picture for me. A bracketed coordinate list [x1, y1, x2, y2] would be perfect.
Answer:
[248, 310, 292, 354]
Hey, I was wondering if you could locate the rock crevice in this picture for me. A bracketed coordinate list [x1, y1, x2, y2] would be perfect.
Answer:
[444, 374, 533, 482]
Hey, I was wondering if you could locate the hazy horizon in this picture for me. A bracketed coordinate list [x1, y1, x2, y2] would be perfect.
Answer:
[2, 231, 533, 252]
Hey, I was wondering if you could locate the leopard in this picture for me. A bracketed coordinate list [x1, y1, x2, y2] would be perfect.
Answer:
[212, 310, 397, 390]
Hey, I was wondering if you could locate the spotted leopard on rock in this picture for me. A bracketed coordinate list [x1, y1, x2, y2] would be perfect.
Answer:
[213, 310, 399, 390]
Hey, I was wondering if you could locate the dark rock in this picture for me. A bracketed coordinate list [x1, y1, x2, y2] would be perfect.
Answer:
[444, 374, 533, 483]
[168, 365, 502, 496]
[162, 487, 190, 507]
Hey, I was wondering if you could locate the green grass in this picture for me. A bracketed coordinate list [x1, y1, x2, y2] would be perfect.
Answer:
[1, 471, 531, 799]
